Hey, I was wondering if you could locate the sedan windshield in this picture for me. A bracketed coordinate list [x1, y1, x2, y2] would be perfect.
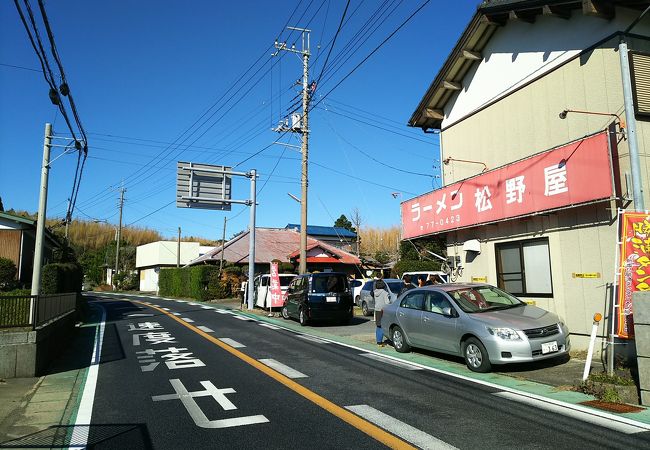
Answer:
[447, 286, 524, 313]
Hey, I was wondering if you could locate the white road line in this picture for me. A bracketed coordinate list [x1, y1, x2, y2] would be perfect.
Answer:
[258, 323, 280, 330]
[126, 313, 154, 317]
[493, 392, 647, 434]
[197, 326, 214, 333]
[201, 306, 213, 310]
[296, 334, 329, 344]
[181, 317, 195, 323]
[232, 315, 251, 321]
[215, 309, 232, 314]
[188, 303, 199, 306]
[258, 359, 308, 379]
[346, 405, 457, 450]
[161, 308, 170, 311]
[360, 353, 422, 371]
[219, 338, 246, 348]
[172, 312, 181, 316]
[69, 304, 107, 448]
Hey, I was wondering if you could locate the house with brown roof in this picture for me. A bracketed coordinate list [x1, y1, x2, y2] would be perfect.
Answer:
[188, 227, 363, 277]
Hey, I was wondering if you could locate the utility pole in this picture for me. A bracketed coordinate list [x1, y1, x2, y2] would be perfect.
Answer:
[114, 187, 125, 289]
[274, 27, 311, 274]
[247, 169, 257, 310]
[219, 216, 227, 275]
[31, 123, 53, 298]
[177, 226, 181, 268]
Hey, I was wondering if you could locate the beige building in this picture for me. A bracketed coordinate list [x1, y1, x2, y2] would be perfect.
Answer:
[407, 0, 650, 353]
[136, 241, 213, 292]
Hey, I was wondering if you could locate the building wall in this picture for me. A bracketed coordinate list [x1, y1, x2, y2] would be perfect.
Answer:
[433, 17, 650, 353]
[0, 230, 21, 273]
[448, 203, 616, 351]
[139, 267, 159, 292]
[136, 241, 200, 269]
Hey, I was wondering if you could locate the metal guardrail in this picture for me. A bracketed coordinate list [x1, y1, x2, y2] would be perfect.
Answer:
[0, 293, 77, 329]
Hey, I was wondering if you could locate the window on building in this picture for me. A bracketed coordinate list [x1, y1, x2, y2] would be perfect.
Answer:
[495, 238, 552, 297]
[630, 51, 650, 117]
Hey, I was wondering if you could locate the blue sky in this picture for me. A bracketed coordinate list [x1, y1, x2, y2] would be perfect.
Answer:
[0, 1, 476, 240]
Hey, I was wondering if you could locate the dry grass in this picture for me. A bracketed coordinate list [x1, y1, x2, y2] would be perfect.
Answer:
[359, 226, 400, 257]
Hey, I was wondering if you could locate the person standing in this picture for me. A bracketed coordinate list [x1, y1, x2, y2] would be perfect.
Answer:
[400, 274, 416, 295]
[373, 274, 389, 346]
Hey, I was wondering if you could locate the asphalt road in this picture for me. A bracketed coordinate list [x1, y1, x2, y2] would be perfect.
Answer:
[75, 294, 650, 449]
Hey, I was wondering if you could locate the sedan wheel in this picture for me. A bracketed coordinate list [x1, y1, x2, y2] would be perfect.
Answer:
[281, 305, 290, 320]
[463, 337, 492, 373]
[361, 301, 370, 317]
[391, 326, 411, 353]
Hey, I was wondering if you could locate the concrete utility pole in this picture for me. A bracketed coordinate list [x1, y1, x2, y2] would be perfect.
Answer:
[31, 123, 53, 298]
[247, 169, 257, 310]
[274, 27, 311, 274]
[114, 187, 126, 289]
[177, 226, 181, 268]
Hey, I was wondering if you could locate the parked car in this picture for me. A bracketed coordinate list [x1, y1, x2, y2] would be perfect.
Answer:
[381, 283, 570, 373]
[350, 278, 369, 306]
[358, 278, 404, 316]
[252, 273, 296, 308]
[401, 271, 448, 286]
[281, 272, 353, 326]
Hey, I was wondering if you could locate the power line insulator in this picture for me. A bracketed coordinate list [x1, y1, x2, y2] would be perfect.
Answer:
[59, 83, 70, 96]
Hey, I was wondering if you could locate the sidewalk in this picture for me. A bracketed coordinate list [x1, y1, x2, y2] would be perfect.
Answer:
[0, 313, 98, 448]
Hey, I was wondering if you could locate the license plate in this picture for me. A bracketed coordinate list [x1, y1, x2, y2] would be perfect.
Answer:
[326, 296, 337, 303]
[541, 341, 558, 354]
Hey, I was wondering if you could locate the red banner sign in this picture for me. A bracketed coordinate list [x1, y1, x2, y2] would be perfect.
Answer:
[401, 132, 613, 239]
[617, 212, 650, 339]
[269, 262, 284, 307]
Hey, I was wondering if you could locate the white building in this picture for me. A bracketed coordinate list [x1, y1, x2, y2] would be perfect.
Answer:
[136, 241, 213, 292]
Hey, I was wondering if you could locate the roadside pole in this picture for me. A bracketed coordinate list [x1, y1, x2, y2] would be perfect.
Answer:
[177, 226, 181, 268]
[114, 187, 125, 289]
[247, 170, 257, 310]
[31, 123, 53, 306]
[219, 216, 226, 275]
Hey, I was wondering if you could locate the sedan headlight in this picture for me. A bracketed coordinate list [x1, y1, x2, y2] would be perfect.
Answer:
[488, 327, 522, 340]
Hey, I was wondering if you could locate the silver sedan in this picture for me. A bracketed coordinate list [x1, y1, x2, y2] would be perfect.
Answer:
[381, 283, 570, 372]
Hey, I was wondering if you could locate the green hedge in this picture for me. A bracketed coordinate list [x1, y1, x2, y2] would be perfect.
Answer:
[41, 263, 83, 294]
[392, 260, 441, 278]
[159, 266, 229, 300]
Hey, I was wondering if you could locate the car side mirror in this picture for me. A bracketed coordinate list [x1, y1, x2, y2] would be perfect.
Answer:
[442, 307, 456, 318]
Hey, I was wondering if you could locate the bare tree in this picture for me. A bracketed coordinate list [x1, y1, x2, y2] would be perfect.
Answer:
[350, 207, 362, 257]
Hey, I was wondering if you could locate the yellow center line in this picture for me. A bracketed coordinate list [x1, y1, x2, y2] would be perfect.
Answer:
[134, 301, 416, 449]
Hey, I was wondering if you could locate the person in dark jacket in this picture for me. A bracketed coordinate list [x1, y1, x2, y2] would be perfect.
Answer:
[400, 274, 416, 295]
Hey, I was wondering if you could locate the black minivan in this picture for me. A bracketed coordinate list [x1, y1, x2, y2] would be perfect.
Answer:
[281, 272, 353, 326]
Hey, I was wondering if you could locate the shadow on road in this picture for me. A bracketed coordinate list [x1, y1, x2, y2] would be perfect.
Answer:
[0, 423, 154, 449]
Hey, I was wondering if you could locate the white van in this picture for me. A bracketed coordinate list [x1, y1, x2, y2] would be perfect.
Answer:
[401, 271, 448, 286]
[253, 273, 296, 308]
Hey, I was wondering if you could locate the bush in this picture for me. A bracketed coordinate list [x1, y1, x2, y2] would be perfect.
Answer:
[0, 257, 17, 290]
[392, 260, 441, 278]
[41, 263, 83, 294]
[159, 266, 230, 300]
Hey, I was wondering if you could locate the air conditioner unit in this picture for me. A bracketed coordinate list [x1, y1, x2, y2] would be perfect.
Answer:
[462, 239, 481, 253]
